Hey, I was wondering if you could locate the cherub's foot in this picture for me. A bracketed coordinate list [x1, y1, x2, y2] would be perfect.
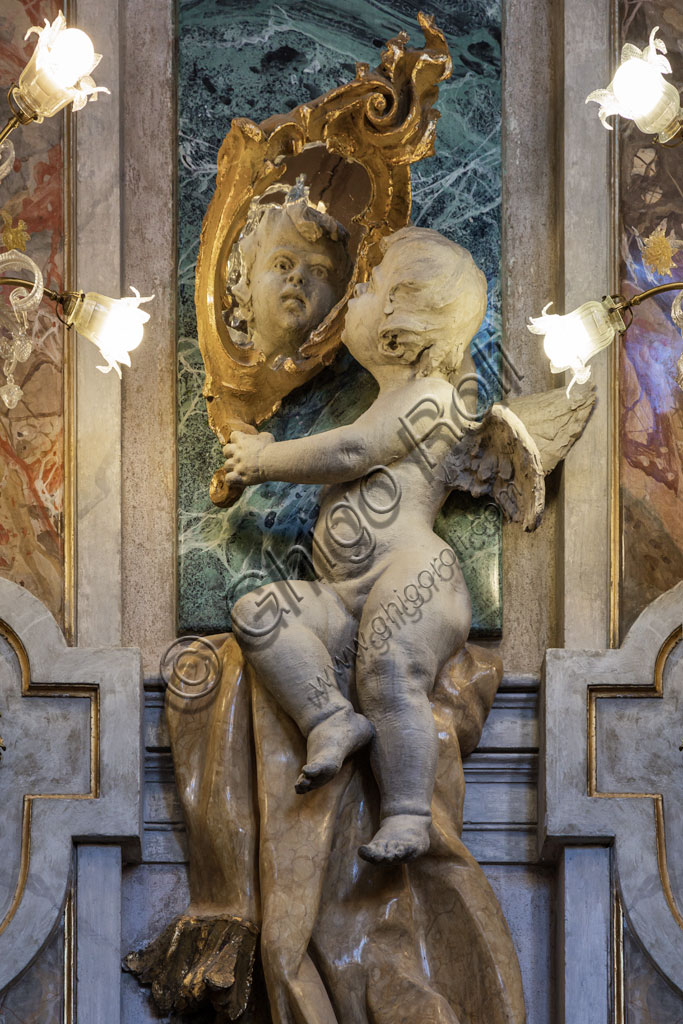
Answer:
[358, 814, 431, 864]
[295, 709, 373, 794]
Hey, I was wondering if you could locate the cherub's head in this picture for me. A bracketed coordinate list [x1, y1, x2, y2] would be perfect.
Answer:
[229, 184, 352, 363]
[343, 226, 487, 381]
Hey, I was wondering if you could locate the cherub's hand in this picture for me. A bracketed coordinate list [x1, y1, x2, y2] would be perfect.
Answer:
[222, 431, 274, 486]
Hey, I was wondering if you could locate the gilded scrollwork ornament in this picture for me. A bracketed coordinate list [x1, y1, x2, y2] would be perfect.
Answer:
[195, 12, 452, 505]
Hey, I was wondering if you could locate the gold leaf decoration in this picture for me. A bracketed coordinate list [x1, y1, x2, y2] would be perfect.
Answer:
[642, 221, 683, 277]
[0, 209, 30, 252]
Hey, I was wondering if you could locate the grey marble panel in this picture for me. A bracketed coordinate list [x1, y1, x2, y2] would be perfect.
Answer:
[541, 582, 683, 994]
[0, 915, 65, 1023]
[560, 0, 613, 651]
[478, 689, 539, 750]
[463, 754, 537, 824]
[624, 913, 683, 1023]
[485, 864, 554, 1024]
[557, 847, 612, 1024]
[74, 0, 124, 649]
[76, 846, 123, 1023]
[1, 645, 90, 928]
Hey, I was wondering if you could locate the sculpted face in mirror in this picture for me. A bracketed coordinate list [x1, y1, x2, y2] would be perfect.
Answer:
[229, 185, 352, 365]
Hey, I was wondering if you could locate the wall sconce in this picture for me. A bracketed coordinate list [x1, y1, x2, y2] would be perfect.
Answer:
[529, 282, 683, 395]
[0, 13, 151, 411]
[0, 250, 153, 409]
[0, 11, 108, 145]
[586, 27, 682, 144]
[528, 297, 626, 392]
[532, 26, 683, 392]
[67, 287, 153, 376]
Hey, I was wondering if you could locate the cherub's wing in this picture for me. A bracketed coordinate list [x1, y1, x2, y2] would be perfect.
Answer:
[505, 382, 596, 474]
[437, 404, 545, 531]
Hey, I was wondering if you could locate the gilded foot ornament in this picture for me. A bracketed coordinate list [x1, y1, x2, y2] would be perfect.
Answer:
[124, 914, 259, 1021]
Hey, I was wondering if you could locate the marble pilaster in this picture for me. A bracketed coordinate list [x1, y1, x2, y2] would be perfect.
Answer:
[74, 0, 123, 648]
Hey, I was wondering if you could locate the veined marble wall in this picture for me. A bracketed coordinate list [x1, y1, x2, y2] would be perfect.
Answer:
[618, 2, 683, 638]
[177, 0, 503, 637]
[0, 0, 67, 627]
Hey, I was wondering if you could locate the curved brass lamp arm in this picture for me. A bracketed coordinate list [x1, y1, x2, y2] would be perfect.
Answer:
[0, 276, 83, 322]
[625, 281, 683, 307]
[0, 114, 20, 146]
[0, 85, 38, 145]
[611, 281, 683, 312]
[0, 276, 59, 303]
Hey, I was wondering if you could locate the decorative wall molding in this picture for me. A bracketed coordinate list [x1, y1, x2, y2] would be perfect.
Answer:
[541, 581, 683, 994]
[0, 577, 143, 992]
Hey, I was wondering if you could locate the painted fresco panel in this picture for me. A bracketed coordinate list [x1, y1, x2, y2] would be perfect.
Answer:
[177, 0, 503, 636]
[0, 0, 66, 625]
[618, 3, 683, 638]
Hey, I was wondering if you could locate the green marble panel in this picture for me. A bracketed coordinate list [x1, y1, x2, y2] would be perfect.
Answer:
[178, 0, 502, 636]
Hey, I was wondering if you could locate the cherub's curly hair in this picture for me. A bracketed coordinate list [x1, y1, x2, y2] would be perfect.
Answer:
[377, 227, 487, 381]
[228, 181, 352, 342]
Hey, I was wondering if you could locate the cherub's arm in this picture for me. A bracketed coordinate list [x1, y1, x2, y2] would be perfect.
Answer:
[225, 409, 401, 486]
[261, 421, 390, 484]
[224, 380, 458, 486]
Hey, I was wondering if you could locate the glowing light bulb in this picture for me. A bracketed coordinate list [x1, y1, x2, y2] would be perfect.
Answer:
[43, 28, 95, 90]
[528, 299, 625, 395]
[586, 27, 682, 141]
[613, 60, 663, 117]
[71, 287, 154, 376]
[13, 12, 109, 122]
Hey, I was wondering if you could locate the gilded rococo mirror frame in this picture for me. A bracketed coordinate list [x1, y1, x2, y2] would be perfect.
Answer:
[195, 12, 452, 505]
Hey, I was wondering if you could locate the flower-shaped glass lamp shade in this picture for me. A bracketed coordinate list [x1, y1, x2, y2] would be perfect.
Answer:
[528, 298, 626, 394]
[13, 11, 109, 122]
[587, 27, 682, 141]
[70, 287, 154, 376]
[612, 59, 680, 135]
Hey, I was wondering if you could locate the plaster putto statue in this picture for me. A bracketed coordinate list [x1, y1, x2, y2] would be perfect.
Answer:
[126, 18, 596, 1024]
[227, 226, 542, 865]
[126, 222, 595, 1024]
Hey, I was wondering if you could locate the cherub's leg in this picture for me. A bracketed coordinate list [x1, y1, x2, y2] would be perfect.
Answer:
[233, 580, 373, 793]
[355, 551, 472, 864]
